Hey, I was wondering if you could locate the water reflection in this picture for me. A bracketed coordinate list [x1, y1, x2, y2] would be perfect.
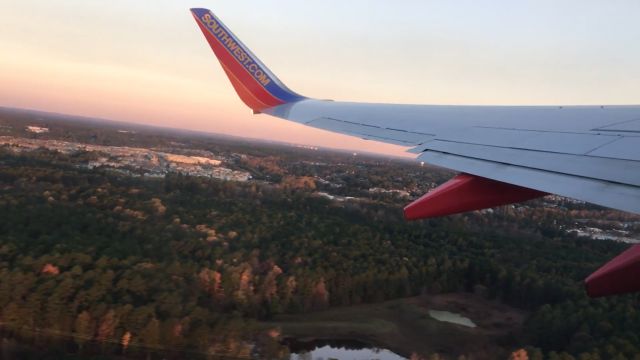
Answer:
[286, 339, 406, 360]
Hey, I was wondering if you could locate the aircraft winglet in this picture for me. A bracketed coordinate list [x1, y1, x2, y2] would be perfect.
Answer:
[190, 8, 305, 112]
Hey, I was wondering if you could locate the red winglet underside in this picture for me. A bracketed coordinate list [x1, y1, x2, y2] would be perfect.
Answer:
[585, 245, 640, 297]
[404, 173, 546, 220]
[193, 16, 282, 111]
[191, 8, 305, 112]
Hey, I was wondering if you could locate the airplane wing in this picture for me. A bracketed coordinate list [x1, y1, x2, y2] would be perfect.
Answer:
[190, 8, 640, 297]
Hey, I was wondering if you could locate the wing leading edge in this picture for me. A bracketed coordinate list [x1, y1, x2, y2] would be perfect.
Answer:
[190, 8, 640, 297]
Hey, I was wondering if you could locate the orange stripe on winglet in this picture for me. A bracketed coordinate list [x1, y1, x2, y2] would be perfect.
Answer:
[220, 62, 271, 111]
[193, 15, 283, 110]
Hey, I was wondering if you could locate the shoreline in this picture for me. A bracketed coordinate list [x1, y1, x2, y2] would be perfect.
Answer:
[263, 293, 528, 359]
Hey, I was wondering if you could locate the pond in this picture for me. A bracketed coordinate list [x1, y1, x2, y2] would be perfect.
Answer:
[286, 338, 406, 360]
[284, 309, 477, 359]
[428, 309, 477, 328]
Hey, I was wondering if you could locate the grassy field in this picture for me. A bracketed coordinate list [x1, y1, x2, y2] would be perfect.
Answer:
[262, 293, 527, 359]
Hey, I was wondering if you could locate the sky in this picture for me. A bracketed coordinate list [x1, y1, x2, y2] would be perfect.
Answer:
[2, 1, 640, 157]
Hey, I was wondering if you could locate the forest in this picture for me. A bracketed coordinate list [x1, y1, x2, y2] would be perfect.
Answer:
[1, 110, 640, 359]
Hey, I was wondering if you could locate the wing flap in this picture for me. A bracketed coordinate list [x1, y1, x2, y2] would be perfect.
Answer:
[418, 150, 640, 214]
[594, 118, 640, 133]
[587, 137, 640, 161]
[413, 127, 621, 155]
[419, 140, 640, 187]
[513, 132, 619, 154]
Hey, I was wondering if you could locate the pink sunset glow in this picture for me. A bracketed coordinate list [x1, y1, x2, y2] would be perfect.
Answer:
[2, 1, 639, 157]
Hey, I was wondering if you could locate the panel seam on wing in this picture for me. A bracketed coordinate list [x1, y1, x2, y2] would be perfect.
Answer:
[422, 148, 640, 189]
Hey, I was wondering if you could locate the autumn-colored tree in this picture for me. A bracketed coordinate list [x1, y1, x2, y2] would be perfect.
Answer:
[281, 176, 316, 190]
[280, 276, 297, 309]
[311, 278, 329, 311]
[232, 265, 254, 305]
[121, 331, 132, 352]
[510, 349, 529, 360]
[198, 268, 224, 301]
[96, 309, 118, 343]
[73, 311, 93, 350]
[260, 265, 283, 302]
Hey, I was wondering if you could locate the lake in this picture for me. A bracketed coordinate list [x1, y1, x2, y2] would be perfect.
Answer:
[285, 309, 477, 359]
[286, 338, 406, 360]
